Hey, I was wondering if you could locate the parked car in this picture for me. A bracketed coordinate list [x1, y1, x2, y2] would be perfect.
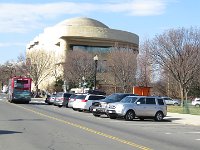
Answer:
[106, 96, 167, 121]
[87, 89, 106, 95]
[68, 94, 79, 108]
[53, 92, 72, 107]
[192, 98, 200, 107]
[91, 93, 136, 117]
[72, 94, 106, 111]
[45, 94, 56, 105]
[162, 97, 181, 106]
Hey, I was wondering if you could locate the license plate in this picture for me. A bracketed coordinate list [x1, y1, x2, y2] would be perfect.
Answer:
[93, 109, 96, 111]
[108, 111, 113, 113]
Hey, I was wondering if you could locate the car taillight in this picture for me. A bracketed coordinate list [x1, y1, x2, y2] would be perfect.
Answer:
[81, 99, 88, 102]
[58, 97, 64, 101]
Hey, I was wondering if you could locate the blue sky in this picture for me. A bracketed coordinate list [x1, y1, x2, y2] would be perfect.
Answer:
[0, 0, 200, 64]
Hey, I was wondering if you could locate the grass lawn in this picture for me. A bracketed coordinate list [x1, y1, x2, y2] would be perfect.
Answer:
[167, 105, 200, 115]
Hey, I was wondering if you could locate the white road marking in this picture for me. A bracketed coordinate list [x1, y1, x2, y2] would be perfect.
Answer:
[195, 139, 200, 140]
[165, 133, 172, 134]
[185, 132, 200, 134]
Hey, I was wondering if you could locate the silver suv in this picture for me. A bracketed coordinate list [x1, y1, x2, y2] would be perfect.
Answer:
[106, 96, 167, 121]
[162, 97, 181, 106]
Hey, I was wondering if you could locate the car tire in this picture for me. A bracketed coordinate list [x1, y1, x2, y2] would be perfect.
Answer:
[195, 104, 200, 107]
[89, 106, 92, 112]
[124, 110, 135, 121]
[66, 103, 68, 108]
[93, 113, 100, 117]
[109, 115, 117, 119]
[154, 111, 164, 121]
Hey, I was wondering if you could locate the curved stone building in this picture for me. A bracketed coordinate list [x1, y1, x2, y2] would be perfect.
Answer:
[27, 17, 139, 62]
[26, 17, 139, 91]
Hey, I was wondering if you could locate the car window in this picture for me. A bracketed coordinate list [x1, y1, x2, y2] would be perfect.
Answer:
[75, 95, 86, 99]
[69, 94, 77, 98]
[64, 93, 72, 98]
[137, 97, 145, 104]
[56, 92, 63, 97]
[88, 96, 105, 100]
[157, 98, 164, 105]
[131, 97, 139, 103]
[146, 98, 156, 104]
[163, 97, 172, 101]
[120, 97, 132, 103]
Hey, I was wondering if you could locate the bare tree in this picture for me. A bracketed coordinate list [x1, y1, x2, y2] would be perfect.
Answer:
[137, 40, 153, 87]
[26, 49, 55, 95]
[149, 27, 200, 106]
[107, 47, 138, 93]
[0, 63, 13, 87]
[63, 49, 94, 87]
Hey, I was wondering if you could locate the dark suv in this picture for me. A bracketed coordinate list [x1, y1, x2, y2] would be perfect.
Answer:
[91, 93, 137, 117]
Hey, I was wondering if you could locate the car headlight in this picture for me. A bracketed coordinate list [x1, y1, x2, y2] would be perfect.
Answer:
[107, 104, 116, 109]
[115, 105, 124, 113]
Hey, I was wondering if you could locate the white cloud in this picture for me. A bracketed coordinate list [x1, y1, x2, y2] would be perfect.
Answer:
[0, 0, 170, 33]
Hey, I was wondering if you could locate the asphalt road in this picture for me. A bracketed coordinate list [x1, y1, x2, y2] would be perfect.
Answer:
[0, 94, 200, 150]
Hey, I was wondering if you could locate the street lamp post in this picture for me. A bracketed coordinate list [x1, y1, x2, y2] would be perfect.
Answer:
[93, 55, 98, 90]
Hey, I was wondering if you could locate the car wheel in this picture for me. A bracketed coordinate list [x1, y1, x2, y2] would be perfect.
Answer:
[173, 103, 178, 106]
[154, 111, 164, 121]
[109, 115, 117, 119]
[93, 113, 100, 117]
[195, 104, 200, 107]
[124, 110, 135, 121]
[89, 106, 93, 112]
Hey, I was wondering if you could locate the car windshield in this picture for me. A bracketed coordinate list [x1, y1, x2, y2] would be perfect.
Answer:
[120, 97, 138, 103]
[102, 94, 126, 103]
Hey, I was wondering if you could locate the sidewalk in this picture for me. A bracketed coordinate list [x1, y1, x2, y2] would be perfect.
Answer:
[166, 112, 200, 126]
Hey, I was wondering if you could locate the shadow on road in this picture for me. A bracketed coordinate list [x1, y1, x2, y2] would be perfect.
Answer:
[0, 130, 22, 135]
[8, 118, 45, 121]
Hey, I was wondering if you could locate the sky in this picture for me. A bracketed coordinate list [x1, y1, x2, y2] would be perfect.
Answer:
[0, 0, 200, 64]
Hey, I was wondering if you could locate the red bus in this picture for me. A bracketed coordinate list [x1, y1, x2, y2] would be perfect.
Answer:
[8, 76, 32, 103]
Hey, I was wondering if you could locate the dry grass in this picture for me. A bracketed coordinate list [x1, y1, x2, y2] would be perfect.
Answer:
[167, 105, 200, 115]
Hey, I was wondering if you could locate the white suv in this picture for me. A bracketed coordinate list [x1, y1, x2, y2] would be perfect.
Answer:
[192, 98, 200, 107]
[106, 96, 167, 121]
[72, 94, 105, 111]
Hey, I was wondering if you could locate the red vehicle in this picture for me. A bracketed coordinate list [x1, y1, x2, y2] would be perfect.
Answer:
[8, 76, 32, 103]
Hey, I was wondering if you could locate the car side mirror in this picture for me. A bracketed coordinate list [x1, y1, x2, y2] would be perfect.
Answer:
[136, 102, 141, 105]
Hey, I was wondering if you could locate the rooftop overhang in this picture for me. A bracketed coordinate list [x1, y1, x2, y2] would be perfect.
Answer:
[57, 26, 139, 47]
